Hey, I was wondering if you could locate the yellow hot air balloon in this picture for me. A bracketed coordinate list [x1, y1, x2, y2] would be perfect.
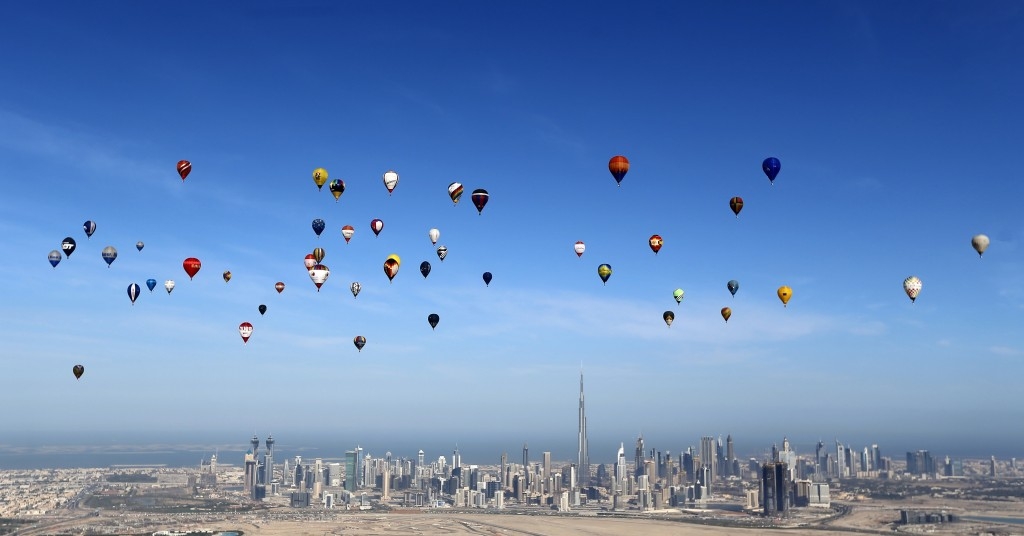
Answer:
[721, 307, 732, 322]
[777, 285, 792, 307]
[312, 167, 328, 190]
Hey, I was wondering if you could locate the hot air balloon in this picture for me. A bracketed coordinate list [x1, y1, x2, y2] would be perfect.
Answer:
[427, 313, 440, 330]
[309, 264, 330, 291]
[127, 283, 141, 305]
[353, 335, 367, 352]
[312, 218, 326, 237]
[304, 254, 316, 270]
[83, 220, 96, 239]
[436, 245, 448, 261]
[471, 189, 489, 215]
[341, 225, 355, 243]
[350, 281, 361, 298]
[777, 285, 793, 307]
[728, 280, 739, 297]
[971, 234, 990, 258]
[177, 160, 192, 181]
[371, 218, 384, 237]
[382, 170, 399, 195]
[721, 307, 732, 322]
[383, 255, 400, 282]
[146, 279, 157, 292]
[609, 155, 629, 186]
[183, 258, 202, 279]
[420, 261, 431, 278]
[239, 321, 253, 344]
[136, 241, 144, 251]
[223, 270, 232, 283]
[903, 276, 922, 303]
[275, 281, 285, 293]
[72, 364, 84, 380]
[762, 157, 781, 185]
[428, 228, 440, 245]
[598, 264, 612, 285]
[574, 241, 586, 258]
[482, 272, 492, 286]
[649, 235, 663, 255]
[312, 167, 328, 190]
[259, 304, 267, 315]
[61, 237, 76, 258]
[313, 247, 325, 264]
[48, 250, 61, 268]
[329, 179, 346, 201]
[448, 182, 464, 205]
[673, 288, 684, 304]
[663, 311, 675, 327]
[101, 246, 117, 267]
[165, 280, 175, 294]
[730, 197, 744, 217]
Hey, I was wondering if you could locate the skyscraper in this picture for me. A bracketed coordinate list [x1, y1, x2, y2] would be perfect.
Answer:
[700, 436, 717, 486]
[522, 443, 529, 488]
[577, 370, 590, 487]
[614, 443, 627, 494]
[264, 435, 275, 485]
[634, 435, 645, 478]
[344, 450, 357, 492]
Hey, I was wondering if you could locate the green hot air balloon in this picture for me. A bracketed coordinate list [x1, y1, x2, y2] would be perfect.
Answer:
[673, 288, 684, 305]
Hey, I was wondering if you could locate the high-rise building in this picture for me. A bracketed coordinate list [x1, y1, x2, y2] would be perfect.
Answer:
[990, 456, 997, 477]
[725, 435, 735, 477]
[244, 449, 258, 499]
[634, 435, 645, 478]
[500, 452, 507, 488]
[577, 370, 590, 487]
[614, 443, 627, 494]
[344, 451, 358, 492]
[543, 451, 552, 493]
[700, 436, 717, 485]
[762, 462, 790, 517]
[522, 443, 529, 488]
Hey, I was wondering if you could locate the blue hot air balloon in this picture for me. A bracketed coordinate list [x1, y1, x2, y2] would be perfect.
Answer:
[127, 283, 141, 305]
[146, 278, 157, 292]
[101, 246, 117, 267]
[48, 250, 62, 268]
[727, 280, 739, 297]
[312, 218, 326, 237]
[762, 157, 781, 184]
[83, 220, 96, 239]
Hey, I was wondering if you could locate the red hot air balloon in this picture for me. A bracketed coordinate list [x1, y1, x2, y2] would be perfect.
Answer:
[177, 160, 191, 181]
[730, 196, 744, 217]
[608, 155, 629, 186]
[183, 257, 202, 279]
[371, 218, 384, 236]
[304, 254, 316, 269]
[649, 234, 663, 255]
[239, 322, 253, 344]
[341, 225, 355, 244]
[471, 189, 489, 215]
[275, 281, 285, 293]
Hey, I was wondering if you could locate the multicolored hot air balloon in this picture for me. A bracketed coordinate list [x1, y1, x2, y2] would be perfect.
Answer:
[275, 281, 285, 294]
[329, 179, 346, 201]
[183, 258, 201, 279]
[971, 234, 990, 258]
[420, 261, 431, 278]
[223, 270, 232, 283]
[436, 245, 448, 262]
[304, 254, 316, 270]
[471, 189, 489, 215]
[721, 307, 732, 322]
[903, 276, 922, 303]
[777, 285, 793, 307]
[728, 280, 739, 297]
[353, 335, 366, 352]
[342, 225, 355, 243]
[598, 264, 612, 285]
[72, 364, 84, 380]
[127, 283, 141, 305]
[574, 241, 585, 258]
[313, 247, 325, 264]
[762, 157, 781, 185]
[383, 254, 400, 282]
[427, 313, 440, 330]
[61, 237, 76, 258]
[165, 280, 175, 294]
[649, 235, 663, 255]
[448, 182, 464, 205]
[101, 246, 117, 267]
[663, 311, 675, 327]
[48, 250, 61, 268]
[309, 264, 330, 291]
[177, 160, 191, 181]
[312, 218, 326, 237]
[482, 272, 492, 286]
[428, 228, 440, 245]
[312, 168, 328, 190]
[673, 288, 684, 304]
[371, 219, 384, 237]
[609, 155, 629, 186]
[350, 281, 361, 298]
[382, 170, 399, 195]
[146, 279, 157, 292]
[83, 220, 96, 239]
[239, 322, 253, 344]
[730, 197, 744, 217]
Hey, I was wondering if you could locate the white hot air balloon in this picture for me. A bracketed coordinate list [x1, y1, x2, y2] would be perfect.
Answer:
[903, 276, 922, 303]
[309, 264, 330, 291]
[382, 170, 399, 195]
[428, 228, 440, 245]
[164, 280, 176, 294]
[350, 281, 361, 298]
[971, 234, 990, 258]
[574, 241, 586, 258]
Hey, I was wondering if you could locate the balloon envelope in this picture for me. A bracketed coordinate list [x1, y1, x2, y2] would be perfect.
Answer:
[239, 322, 253, 344]
[436, 245, 448, 261]
[597, 264, 612, 284]
[146, 278, 157, 292]
[342, 225, 355, 243]
[223, 270, 232, 283]
[427, 313, 440, 330]
[308, 264, 330, 290]
[730, 196, 744, 217]
[721, 307, 732, 322]
[382, 170, 399, 194]
[259, 304, 267, 315]
[83, 220, 96, 238]
[312, 168, 328, 190]
[350, 281, 361, 298]
[673, 288, 684, 304]
[136, 241, 144, 251]
[728, 280, 739, 297]
[127, 283, 141, 305]
[101, 246, 117, 267]
[183, 258, 202, 279]
[304, 254, 316, 270]
[61, 237, 76, 258]
[574, 241, 585, 258]
[649, 234, 663, 254]
[312, 218, 326, 237]
[428, 228, 440, 245]
[609, 155, 629, 185]
[73, 364, 84, 379]
[353, 335, 366, 352]
[663, 311, 675, 327]
[448, 182, 464, 205]
[420, 261, 431, 278]
[165, 280, 175, 294]
[471, 189, 489, 215]
[777, 285, 793, 307]
[48, 250, 62, 268]
[482, 271, 492, 286]
[329, 179, 346, 201]
[177, 160, 191, 181]
[971, 234, 990, 257]
[371, 218, 384, 236]
[903, 276, 922, 303]
[762, 157, 781, 184]
[313, 247, 325, 263]
[275, 281, 285, 293]
[383, 259, 400, 282]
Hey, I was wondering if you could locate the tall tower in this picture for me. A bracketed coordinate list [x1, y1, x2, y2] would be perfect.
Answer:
[615, 443, 627, 494]
[265, 435, 275, 484]
[250, 435, 260, 457]
[522, 443, 529, 487]
[577, 370, 590, 488]
[634, 435, 645, 478]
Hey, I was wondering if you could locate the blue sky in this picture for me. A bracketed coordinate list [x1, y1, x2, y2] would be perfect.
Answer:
[2, 1, 1023, 461]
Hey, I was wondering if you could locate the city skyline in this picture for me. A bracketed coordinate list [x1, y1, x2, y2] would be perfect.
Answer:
[2, 1, 1023, 453]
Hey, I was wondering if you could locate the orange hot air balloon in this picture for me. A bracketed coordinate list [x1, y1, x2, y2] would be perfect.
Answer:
[608, 155, 629, 186]
[649, 234, 663, 254]
[183, 257, 202, 280]
[177, 160, 191, 181]
[777, 286, 793, 307]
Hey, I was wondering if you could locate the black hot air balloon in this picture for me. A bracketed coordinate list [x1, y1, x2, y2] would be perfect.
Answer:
[61, 237, 77, 258]
[420, 261, 431, 278]
[482, 272, 492, 286]
[72, 364, 84, 379]
[427, 313, 440, 330]
[259, 304, 267, 315]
